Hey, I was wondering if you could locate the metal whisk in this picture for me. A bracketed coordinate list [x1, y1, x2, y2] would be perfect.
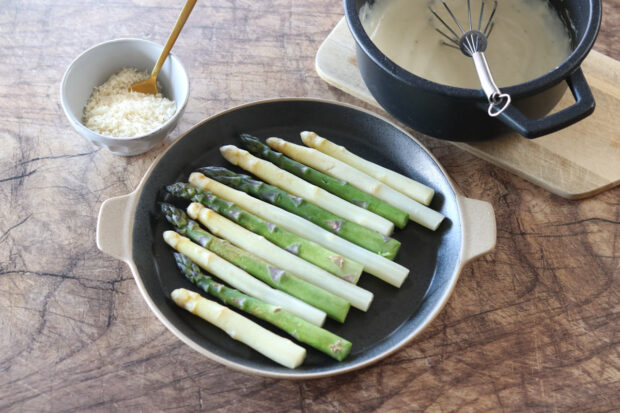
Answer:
[429, 0, 511, 117]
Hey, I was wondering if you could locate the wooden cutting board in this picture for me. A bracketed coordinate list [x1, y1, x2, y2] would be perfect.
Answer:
[316, 18, 620, 199]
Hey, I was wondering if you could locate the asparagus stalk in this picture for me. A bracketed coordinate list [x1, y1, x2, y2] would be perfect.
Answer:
[187, 203, 374, 311]
[241, 134, 409, 229]
[189, 172, 410, 288]
[171, 288, 306, 368]
[174, 253, 352, 361]
[165, 185, 363, 283]
[301, 131, 435, 206]
[269, 135, 445, 231]
[301, 132, 435, 206]
[197, 167, 401, 259]
[161, 203, 350, 322]
[164, 231, 326, 326]
[219, 145, 394, 236]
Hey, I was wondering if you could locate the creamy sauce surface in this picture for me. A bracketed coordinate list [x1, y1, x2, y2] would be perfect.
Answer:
[360, 0, 572, 88]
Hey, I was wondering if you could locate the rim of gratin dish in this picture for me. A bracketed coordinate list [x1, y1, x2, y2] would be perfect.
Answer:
[113, 97, 478, 379]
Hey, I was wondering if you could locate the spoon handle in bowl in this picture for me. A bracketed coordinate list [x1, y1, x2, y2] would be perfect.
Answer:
[151, 0, 197, 79]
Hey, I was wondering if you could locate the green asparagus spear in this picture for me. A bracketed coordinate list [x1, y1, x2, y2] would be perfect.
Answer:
[197, 167, 402, 259]
[174, 253, 352, 361]
[165, 184, 363, 283]
[241, 134, 409, 229]
[161, 203, 350, 322]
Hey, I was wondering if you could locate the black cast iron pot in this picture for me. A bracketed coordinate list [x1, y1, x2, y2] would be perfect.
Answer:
[344, 0, 602, 141]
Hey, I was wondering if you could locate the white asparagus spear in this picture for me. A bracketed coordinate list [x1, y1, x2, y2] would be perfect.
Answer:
[189, 173, 410, 287]
[270, 136, 445, 231]
[301, 131, 435, 206]
[164, 231, 326, 326]
[187, 203, 374, 311]
[171, 288, 306, 369]
[220, 145, 394, 236]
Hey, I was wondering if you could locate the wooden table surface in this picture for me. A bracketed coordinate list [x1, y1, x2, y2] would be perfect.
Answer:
[1, 1, 618, 411]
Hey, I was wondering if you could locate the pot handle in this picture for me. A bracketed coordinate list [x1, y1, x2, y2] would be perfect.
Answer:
[458, 196, 496, 264]
[96, 191, 138, 263]
[489, 68, 595, 139]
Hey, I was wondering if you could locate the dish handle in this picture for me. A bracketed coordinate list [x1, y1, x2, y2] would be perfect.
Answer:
[458, 196, 496, 263]
[96, 191, 138, 263]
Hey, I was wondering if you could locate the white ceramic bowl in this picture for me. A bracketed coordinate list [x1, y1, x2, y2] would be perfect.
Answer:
[60, 38, 190, 156]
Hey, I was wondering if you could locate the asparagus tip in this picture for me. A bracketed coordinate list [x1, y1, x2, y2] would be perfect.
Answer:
[299, 131, 321, 147]
[239, 133, 257, 141]
[186, 202, 204, 220]
[163, 230, 182, 248]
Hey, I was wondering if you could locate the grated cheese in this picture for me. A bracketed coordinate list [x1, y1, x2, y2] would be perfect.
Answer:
[82, 68, 176, 138]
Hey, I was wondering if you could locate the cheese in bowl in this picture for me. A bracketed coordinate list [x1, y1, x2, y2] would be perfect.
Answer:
[60, 38, 189, 156]
[360, 0, 572, 89]
[82, 68, 176, 138]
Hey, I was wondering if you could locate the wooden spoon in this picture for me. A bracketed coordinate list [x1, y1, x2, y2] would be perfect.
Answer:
[131, 0, 197, 95]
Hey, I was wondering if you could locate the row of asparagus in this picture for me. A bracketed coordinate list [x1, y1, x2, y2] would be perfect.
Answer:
[166, 132, 445, 368]
[164, 206, 353, 364]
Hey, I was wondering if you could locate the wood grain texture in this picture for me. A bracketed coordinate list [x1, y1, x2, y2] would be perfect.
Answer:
[0, 0, 618, 411]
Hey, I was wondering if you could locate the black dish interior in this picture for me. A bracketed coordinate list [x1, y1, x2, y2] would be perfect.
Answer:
[130, 99, 463, 376]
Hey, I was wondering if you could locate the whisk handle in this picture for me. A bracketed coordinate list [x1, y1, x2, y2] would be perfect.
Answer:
[472, 53, 500, 101]
[471, 52, 511, 117]
[488, 69, 595, 139]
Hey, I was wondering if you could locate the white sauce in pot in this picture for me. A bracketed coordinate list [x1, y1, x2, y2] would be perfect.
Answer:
[360, 0, 573, 89]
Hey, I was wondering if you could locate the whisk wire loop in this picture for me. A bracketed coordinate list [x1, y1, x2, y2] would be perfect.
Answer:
[429, 0, 498, 49]
[428, 6, 462, 45]
[482, 0, 498, 37]
[441, 0, 467, 35]
[478, 0, 485, 31]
